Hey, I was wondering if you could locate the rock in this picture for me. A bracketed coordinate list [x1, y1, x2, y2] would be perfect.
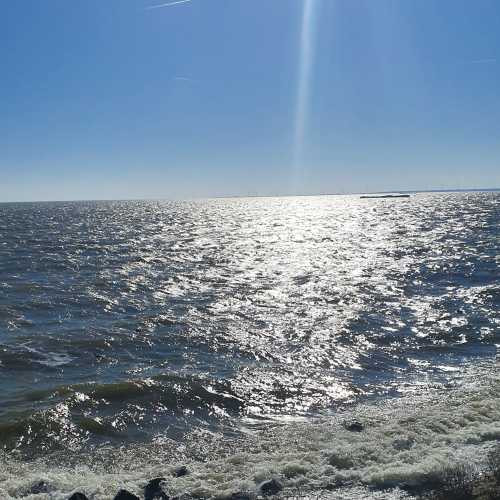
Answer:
[393, 437, 414, 451]
[145, 477, 169, 500]
[30, 481, 50, 494]
[259, 478, 283, 496]
[68, 494, 89, 500]
[114, 490, 141, 500]
[344, 420, 364, 432]
[173, 465, 189, 478]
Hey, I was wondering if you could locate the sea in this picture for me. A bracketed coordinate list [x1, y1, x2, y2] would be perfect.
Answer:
[0, 193, 498, 499]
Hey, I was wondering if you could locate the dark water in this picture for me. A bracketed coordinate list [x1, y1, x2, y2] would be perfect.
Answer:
[0, 193, 499, 499]
[1, 193, 498, 455]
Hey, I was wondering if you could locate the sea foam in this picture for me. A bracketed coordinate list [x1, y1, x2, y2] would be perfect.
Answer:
[1, 371, 498, 500]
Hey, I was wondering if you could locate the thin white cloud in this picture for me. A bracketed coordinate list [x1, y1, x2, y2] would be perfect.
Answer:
[467, 58, 497, 64]
[173, 77, 194, 81]
[146, 0, 192, 9]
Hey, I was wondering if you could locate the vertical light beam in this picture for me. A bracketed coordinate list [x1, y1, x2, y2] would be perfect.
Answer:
[292, 0, 318, 191]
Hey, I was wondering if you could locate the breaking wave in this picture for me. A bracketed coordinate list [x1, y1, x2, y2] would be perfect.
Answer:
[0, 369, 498, 499]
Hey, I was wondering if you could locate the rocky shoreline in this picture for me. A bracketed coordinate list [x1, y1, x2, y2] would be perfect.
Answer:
[5, 382, 499, 500]
[28, 473, 284, 500]
[23, 447, 500, 500]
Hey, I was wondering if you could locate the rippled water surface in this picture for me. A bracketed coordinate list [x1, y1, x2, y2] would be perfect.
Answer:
[0, 193, 498, 459]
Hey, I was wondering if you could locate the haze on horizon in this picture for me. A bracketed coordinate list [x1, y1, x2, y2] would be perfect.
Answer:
[1, 0, 499, 202]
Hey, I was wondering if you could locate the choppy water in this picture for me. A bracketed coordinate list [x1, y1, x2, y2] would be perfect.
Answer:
[0, 193, 498, 499]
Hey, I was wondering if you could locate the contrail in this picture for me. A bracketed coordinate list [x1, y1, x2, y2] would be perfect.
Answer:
[467, 58, 497, 64]
[146, 0, 192, 9]
[173, 76, 195, 82]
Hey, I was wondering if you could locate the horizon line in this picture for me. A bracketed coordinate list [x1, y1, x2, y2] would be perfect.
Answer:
[1, 187, 499, 204]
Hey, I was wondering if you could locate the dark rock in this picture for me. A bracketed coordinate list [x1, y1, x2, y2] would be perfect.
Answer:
[259, 478, 283, 496]
[68, 494, 90, 500]
[344, 420, 364, 432]
[30, 481, 50, 494]
[393, 437, 414, 451]
[173, 465, 189, 477]
[145, 477, 169, 500]
[114, 490, 141, 500]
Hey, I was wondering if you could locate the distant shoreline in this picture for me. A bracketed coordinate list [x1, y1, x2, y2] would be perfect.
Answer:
[0, 188, 499, 204]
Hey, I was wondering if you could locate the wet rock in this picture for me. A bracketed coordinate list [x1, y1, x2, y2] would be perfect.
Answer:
[344, 420, 364, 432]
[259, 478, 283, 496]
[30, 481, 50, 494]
[68, 494, 89, 500]
[145, 477, 169, 500]
[114, 490, 141, 500]
[393, 437, 414, 451]
[173, 465, 189, 477]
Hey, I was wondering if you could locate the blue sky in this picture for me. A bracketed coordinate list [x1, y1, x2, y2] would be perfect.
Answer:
[1, 0, 499, 201]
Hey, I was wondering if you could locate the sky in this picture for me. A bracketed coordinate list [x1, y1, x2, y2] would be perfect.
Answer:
[1, 0, 499, 201]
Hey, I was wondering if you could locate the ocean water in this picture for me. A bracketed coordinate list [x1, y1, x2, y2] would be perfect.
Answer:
[0, 193, 498, 499]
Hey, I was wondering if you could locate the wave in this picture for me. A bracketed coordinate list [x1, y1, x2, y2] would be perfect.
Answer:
[0, 372, 498, 499]
[0, 374, 244, 454]
[0, 344, 75, 370]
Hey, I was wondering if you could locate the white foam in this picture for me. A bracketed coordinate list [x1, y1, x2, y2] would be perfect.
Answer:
[18, 344, 75, 367]
[1, 373, 498, 499]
